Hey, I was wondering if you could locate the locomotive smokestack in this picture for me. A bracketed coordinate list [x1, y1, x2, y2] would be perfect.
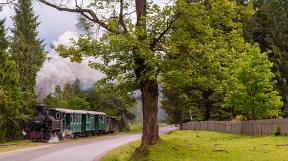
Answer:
[35, 103, 45, 112]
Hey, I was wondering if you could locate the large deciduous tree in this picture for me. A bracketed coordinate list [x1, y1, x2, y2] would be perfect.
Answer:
[11, 0, 46, 111]
[38, 0, 177, 148]
[162, 0, 282, 121]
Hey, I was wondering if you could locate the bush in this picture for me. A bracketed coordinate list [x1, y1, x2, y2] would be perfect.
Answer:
[273, 125, 281, 136]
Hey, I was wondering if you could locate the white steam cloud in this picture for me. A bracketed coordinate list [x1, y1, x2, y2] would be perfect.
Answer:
[35, 31, 104, 101]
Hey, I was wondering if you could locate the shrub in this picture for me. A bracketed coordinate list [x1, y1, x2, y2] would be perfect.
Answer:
[273, 125, 281, 136]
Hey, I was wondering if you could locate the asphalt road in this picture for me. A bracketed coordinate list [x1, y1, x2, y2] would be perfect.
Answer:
[0, 126, 177, 161]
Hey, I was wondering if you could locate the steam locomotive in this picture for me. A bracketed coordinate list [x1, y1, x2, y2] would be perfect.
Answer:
[24, 104, 118, 142]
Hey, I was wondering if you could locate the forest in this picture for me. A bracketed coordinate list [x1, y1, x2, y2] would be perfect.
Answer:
[0, 0, 287, 150]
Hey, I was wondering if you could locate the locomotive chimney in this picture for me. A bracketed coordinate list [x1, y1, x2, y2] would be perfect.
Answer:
[35, 103, 45, 112]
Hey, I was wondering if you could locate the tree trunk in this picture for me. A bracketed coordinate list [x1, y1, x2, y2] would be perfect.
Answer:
[140, 79, 160, 147]
[203, 89, 213, 120]
[134, 0, 160, 149]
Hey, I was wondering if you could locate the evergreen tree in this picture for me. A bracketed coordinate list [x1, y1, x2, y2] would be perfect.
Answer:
[0, 19, 24, 142]
[10, 0, 46, 110]
[244, 0, 288, 116]
[44, 84, 90, 110]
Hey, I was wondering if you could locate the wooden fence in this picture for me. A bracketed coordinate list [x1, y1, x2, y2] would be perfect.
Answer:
[182, 118, 288, 136]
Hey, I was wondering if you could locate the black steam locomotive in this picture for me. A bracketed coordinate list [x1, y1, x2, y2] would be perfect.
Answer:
[24, 104, 118, 142]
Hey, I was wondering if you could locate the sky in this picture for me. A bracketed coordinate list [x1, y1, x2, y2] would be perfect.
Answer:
[1, 1, 78, 48]
[0, 0, 171, 46]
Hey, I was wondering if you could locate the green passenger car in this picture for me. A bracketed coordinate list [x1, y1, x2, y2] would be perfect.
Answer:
[54, 109, 85, 134]
[82, 114, 96, 132]
[53, 108, 107, 135]
[96, 114, 106, 132]
[66, 113, 82, 133]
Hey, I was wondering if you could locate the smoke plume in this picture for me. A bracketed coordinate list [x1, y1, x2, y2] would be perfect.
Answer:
[35, 31, 104, 101]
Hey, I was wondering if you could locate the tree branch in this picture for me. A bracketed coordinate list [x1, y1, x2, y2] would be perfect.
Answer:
[38, 0, 112, 32]
[150, 13, 179, 50]
[0, 0, 16, 7]
[119, 0, 128, 33]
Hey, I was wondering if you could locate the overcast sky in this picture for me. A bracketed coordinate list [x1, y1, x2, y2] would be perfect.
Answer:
[0, 1, 78, 49]
[0, 0, 170, 48]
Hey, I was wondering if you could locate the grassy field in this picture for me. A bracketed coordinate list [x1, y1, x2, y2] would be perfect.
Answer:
[101, 130, 288, 161]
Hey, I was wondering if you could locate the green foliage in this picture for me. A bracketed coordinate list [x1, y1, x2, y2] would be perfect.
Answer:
[162, 88, 204, 124]
[162, 0, 282, 122]
[55, 1, 177, 95]
[0, 19, 25, 142]
[244, 0, 288, 116]
[273, 124, 281, 136]
[224, 44, 283, 119]
[44, 82, 90, 110]
[10, 0, 46, 110]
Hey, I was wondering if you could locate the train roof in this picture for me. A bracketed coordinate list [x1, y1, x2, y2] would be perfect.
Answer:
[52, 108, 106, 115]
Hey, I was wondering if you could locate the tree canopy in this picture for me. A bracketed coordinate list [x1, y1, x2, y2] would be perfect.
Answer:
[162, 0, 282, 122]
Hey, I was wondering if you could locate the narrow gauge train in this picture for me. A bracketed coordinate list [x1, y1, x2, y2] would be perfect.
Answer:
[24, 104, 118, 142]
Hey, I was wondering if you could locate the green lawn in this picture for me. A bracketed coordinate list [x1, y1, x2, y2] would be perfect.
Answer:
[101, 130, 288, 161]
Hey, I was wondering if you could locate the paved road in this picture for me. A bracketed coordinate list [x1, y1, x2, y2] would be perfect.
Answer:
[0, 126, 177, 161]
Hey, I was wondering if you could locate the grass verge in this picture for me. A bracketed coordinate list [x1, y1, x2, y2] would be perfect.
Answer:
[101, 130, 288, 161]
[0, 140, 45, 153]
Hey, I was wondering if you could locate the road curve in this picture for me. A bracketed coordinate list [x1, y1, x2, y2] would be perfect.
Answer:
[0, 126, 177, 161]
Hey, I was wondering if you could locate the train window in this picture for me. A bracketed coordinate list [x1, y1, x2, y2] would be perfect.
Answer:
[56, 112, 61, 119]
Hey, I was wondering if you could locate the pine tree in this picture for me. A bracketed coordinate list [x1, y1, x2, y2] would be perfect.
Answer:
[10, 0, 46, 107]
[0, 19, 23, 142]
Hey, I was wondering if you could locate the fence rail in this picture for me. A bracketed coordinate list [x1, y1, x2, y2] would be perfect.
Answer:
[182, 118, 288, 136]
